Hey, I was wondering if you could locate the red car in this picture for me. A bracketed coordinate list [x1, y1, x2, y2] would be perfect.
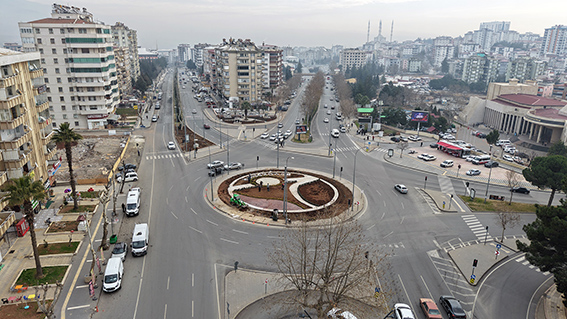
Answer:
[203, 124, 210, 129]
[419, 298, 442, 319]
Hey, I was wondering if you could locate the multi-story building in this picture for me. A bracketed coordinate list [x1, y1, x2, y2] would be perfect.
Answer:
[259, 44, 283, 92]
[113, 47, 131, 98]
[473, 28, 496, 51]
[202, 46, 218, 90]
[0, 48, 57, 189]
[339, 48, 371, 69]
[112, 22, 140, 82]
[178, 44, 191, 63]
[191, 43, 209, 68]
[506, 57, 547, 82]
[3, 43, 23, 52]
[18, 4, 119, 130]
[462, 53, 499, 84]
[480, 21, 511, 32]
[540, 25, 567, 56]
[434, 45, 454, 67]
[215, 38, 264, 104]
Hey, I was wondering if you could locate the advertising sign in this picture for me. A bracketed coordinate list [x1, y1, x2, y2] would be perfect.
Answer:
[295, 125, 308, 134]
[410, 111, 429, 122]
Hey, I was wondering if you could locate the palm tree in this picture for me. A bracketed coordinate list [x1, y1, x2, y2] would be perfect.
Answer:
[241, 101, 251, 120]
[51, 123, 83, 209]
[3, 176, 47, 278]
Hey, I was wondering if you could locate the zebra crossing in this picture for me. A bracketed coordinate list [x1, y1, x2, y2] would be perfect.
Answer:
[145, 153, 187, 161]
[514, 255, 550, 276]
[461, 214, 492, 242]
[427, 249, 476, 303]
[438, 175, 455, 194]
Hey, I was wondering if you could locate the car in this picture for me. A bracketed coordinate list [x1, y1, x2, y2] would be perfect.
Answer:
[167, 141, 176, 150]
[260, 133, 269, 139]
[278, 123, 283, 128]
[111, 242, 128, 261]
[439, 296, 467, 319]
[118, 163, 137, 171]
[335, 98, 339, 102]
[324, 104, 328, 108]
[478, 133, 487, 138]
[340, 126, 346, 133]
[466, 156, 477, 162]
[440, 160, 454, 168]
[419, 298, 442, 319]
[295, 119, 300, 124]
[394, 184, 408, 194]
[269, 134, 277, 141]
[418, 153, 430, 160]
[151, 115, 158, 122]
[472, 130, 479, 136]
[484, 161, 499, 168]
[327, 307, 358, 319]
[394, 303, 416, 319]
[408, 135, 421, 141]
[326, 110, 331, 115]
[330, 98, 333, 101]
[391, 136, 401, 142]
[207, 160, 224, 169]
[224, 162, 244, 170]
[503, 154, 514, 162]
[466, 169, 481, 176]
[208, 167, 223, 177]
[511, 187, 530, 194]
[192, 109, 197, 114]
[324, 118, 329, 123]
[116, 171, 138, 183]
[423, 154, 437, 161]
[429, 143, 438, 148]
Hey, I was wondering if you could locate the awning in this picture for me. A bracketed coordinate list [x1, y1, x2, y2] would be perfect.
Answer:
[437, 141, 463, 151]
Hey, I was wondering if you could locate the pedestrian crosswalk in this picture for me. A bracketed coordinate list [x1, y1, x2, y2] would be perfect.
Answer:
[145, 153, 187, 161]
[438, 175, 455, 194]
[461, 215, 492, 242]
[514, 256, 550, 276]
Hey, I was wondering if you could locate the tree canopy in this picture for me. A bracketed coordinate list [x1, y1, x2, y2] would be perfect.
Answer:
[523, 155, 567, 206]
[517, 202, 567, 306]
[548, 141, 567, 157]
[486, 129, 500, 145]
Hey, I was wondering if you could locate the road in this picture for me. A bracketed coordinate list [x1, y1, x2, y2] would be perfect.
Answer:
[59, 68, 554, 319]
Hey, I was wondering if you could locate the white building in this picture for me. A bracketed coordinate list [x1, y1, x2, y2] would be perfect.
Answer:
[339, 48, 372, 69]
[18, 4, 119, 130]
[540, 25, 567, 57]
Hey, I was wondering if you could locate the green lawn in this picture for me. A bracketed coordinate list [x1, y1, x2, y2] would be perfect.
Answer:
[38, 242, 79, 255]
[458, 195, 537, 213]
[59, 205, 96, 214]
[16, 266, 68, 286]
[79, 191, 100, 198]
[115, 107, 138, 116]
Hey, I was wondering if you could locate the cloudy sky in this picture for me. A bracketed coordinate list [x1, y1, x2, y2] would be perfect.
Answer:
[2, 0, 565, 49]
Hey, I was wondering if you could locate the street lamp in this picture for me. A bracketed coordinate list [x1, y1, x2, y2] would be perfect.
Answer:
[283, 156, 294, 224]
[484, 144, 494, 203]
[332, 146, 337, 178]
[352, 149, 361, 211]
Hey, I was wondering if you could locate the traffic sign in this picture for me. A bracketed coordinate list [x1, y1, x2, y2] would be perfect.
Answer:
[470, 278, 475, 284]
[495, 250, 500, 256]
[470, 274, 476, 279]
[496, 244, 502, 249]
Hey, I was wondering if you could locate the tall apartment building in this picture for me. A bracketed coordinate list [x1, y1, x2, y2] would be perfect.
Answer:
[112, 22, 140, 85]
[0, 48, 57, 189]
[215, 38, 264, 104]
[339, 48, 371, 69]
[178, 44, 191, 63]
[259, 44, 283, 92]
[202, 46, 218, 90]
[480, 21, 510, 32]
[462, 53, 498, 84]
[18, 4, 119, 130]
[112, 47, 131, 98]
[506, 57, 547, 82]
[191, 43, 208, 68]
[3, 43, 23, 52]
[540, 25, 567, 56]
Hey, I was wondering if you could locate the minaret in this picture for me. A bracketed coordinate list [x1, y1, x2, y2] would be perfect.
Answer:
[367, 20, 370, 43]
[390, 20, 394, 42]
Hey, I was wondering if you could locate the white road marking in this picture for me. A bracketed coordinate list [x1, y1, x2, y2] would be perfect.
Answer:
[232, 229, 249, 235]
[383, 200, 386, 207]
[185, 196, 188, 203]
[170, 211, 178, 219]
[398, 274, 414, 313]
[192, 273, 194, 287]
[74, 285, 89, 289]
[191, 208, 197, 215]
[164, 304, 167, 319]
[267, 235, 279, 239]
[384, 231, 393, 239]
[67, 304, 90, 310]
[220, 238, 239, 244]
[192, 300, 195, 317]
[401, 202, 404, 209]
[400, 216, 405, 224]
[188, 226, 202, 234]
[420, 275, 435, 300]
[206, 219, 218, 226]
[367, 224, 376, 230]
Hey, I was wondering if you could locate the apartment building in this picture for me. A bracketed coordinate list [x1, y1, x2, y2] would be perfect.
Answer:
[480, 21, 510, 32]
[191, 43, 209, 68]
[259, 44, 283, 92]
[339, 48, 372, 69]
[0, 48, 57, 191]
[506, 57, 547, 82]
[215, 38, 264, 104]
[18, 4, 119, 130]
[112, 22, 140, 84]
[178, 44, 191, 63]
[540, 25, 567, 56]
[462, 53, 499, 84]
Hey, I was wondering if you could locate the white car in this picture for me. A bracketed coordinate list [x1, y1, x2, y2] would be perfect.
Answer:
[260, 133, 269, 139]
[394, 184, 408, 194]
[207, 160, 224, 169]
[324, 118, 329, 123]
[408, 135, 421, 141]
[423, 154, 436, 161]
[151, 115, 158, 122]
[192, 109, 197, 114]
[327, 308, 358, 319]
[167, 141, 176, 150]
[394, 303, 416, 319]
[224, 162, 244, 170]
[418, 153, 430, 160]
[116, 172, 138, 183]
[503, 154, 514, 162]
[269, 134, 277, 141]
[326, 110, 331, 115]
[466, 169, 481, 176]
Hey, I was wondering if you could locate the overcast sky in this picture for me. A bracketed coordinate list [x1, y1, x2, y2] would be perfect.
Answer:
[2, 0, 565, 50]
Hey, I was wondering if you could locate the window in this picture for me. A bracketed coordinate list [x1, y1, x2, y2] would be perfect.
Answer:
[37, 38, 42, 44]
[69, 87, 74, 92]
[39, 48, 44, 54]
[53, 58, 58, 64]
[58, 87, 63, 93]
[63, 49, 67, 54]
[64, 58, 68, 63]
[78, 28, 87, 34]
[20, 28, 32, 34]
[75, 121, 79, 126]
[82, 48, 89, 54]
[40, 58, 45, 64]
[35, 28, 40, 34]
[61, 38, 66, 44]
[48, 28, 53, 34]
[67, 28, 74, 33]
[71, 96, 75, 101]
[47, 97, 52, 102]
[73, 114, 78, 119]
[57, 77, 61, 83]
[46, 87, 50, 93]
[44, 78, 49, 83]
[55, 68, 60, 74]
[61, 105, 66, 111]
[72, 105, 77, 110]
[62, 114, 67, 119]
[52, 122, 57, 127]
[50, 38, 55, 44]
[49, 106, 54, 111]
[60, 96, 65, 102]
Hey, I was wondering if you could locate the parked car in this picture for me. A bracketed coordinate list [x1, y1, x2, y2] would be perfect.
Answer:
[295, 119, 300, 124]
[118, 163, 137, 171]
[419, 298, 442, 319]
[116, 171, 138, 183]
[111, 242, 128, 261]
[224, 162, 244, 170]
[440, 160, 454, 168]
[439, 296, 467, 319]
[391, 136, 401, 142]
[510, 187, 530, 194]
[503, 154, 514, 162]
[269, 134, 277, 141]
[429, 143, 438, 148]
[466, 169, 481, 176]
[409, 135, 421, 141]
[418, 153, 430, 160]
[207, 160, 225, 169]
[260, 133, 269, 139]
[423, 154, 437, 161]
[208, 167, 223, 177]
[394, 184, 408, 194]
[484, 161, 499, 168]
[151, 115, 158, 122]
[394, 303, 416, 319]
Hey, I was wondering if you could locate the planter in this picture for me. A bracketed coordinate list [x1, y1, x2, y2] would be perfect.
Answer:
[109, 234, 118, 244]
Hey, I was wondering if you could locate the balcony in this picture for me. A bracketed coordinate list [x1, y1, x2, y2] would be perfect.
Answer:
[0, 112, 26, 130]
[42, 128, 54, 144]
[0, 171, 8, 188]
[79, 107, 108, 116]
[44, 145, 57, 159]
[0, 75, 18, 88]
[2, 149, 32, 170]
[29, 69, 43, 79]
[0, 130, 31, 150]
[0, 94, 24, 110]
[36, 100, 49, 113]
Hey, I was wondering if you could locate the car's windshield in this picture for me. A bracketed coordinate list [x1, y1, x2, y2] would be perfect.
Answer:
[127, 203, 137, 210]
[429, 309, 441, 315]
[132, 240, 145, 248]
[112, 245, 125, 254]
[105, 274, 118, 283]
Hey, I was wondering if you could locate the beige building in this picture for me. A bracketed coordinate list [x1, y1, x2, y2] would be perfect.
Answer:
[339, 48, 372, 69]
[259, 44, 283, 92]
[112, 22, 140, 87]
[18, 4, 120, 130]
[216, 39, 264, 104]
[0, 48, 58, 196]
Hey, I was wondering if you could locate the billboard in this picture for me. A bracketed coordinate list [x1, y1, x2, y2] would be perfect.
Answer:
[411, 111, 429, 122]
[295, 125, 308, 134]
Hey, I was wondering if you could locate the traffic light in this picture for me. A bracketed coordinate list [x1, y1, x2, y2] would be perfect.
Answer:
[473, 259, 478, 267]
[425, 176, 428, 181]
[466, 182, 470, 188]
[458, 164, 461, 169]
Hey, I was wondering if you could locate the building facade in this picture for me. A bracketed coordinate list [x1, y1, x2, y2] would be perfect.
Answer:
[18, 4, 119, 130]
[505, 57, 547, 82]
[462, 53, 498, 84]
[339, 48, 371, 69]
[259, 44, 283, 92]
[112, 22, 140, 82]
[0, 48, 57, 189]
[540, 25, 567, 56]
[178, 44, 191, 63]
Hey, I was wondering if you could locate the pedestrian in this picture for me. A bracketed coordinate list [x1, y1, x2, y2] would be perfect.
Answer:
[267, 183, 270, 192]
[372, 136, 375, 141]
[420, 142, 423, 147]
[121, 203, 126, 213]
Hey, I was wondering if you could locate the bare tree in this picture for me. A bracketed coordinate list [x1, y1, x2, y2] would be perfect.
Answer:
[35, 281, 63, 319]
[397, 142, 409, 158]
[506, 170, 520, 205]
[98, 185, 111, 250]
[267, 214, 392, 318]
[494, 212, 521, 243]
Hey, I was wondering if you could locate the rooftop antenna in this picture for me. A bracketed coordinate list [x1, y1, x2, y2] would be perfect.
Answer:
[367, 20, 370, 43]
[390, 20, 394, 43]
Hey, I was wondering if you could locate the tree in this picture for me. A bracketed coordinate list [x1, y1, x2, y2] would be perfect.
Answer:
[548, 141, 567, 157]
[494, 212, 521, 243]
[397, 142, 409, 158]
[523, 155, 567, 207]
[51, 123, 83, 209]
[241, 101, 251, 120]
[296, 61, 303, 73]
[35, 281, 63, 319]
[506, 170, 520, 205]
[517, 203, 567, 306]
[267, 214, 391, 317]
[3, 176, 47, 278]
[441, 58, 449, 74]
[186, 59, 196, 69]
[354, 93, 370, 106]
[486, 129, 500, 146]
[433, 116, 449, 133]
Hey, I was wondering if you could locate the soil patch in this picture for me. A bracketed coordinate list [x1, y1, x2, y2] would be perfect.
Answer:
[58, 205, 97, 214]
[297, 180, 333, 206]
[37, 242, 79, 255]
[0, 302, 51, 319]
[174, 124, 215, 152]
[235, 181, 307, 209]
[47, 221, 80, 233]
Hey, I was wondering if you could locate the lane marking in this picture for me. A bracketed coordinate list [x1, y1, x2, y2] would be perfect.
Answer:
[167, 276, 170, 290]
[192, 273, 194, 287]
[367, 224, 376, 231]
[384, 231, 393, 239]
[383, 200, 386, 207]
[421, 275, 435, 300]
[164, 304, 167, 319]
[401, 202, 404, 210]
[381, 212, 385, 220]
[400, 216, 405, 224]
[192, 300, 195, 317]
[191, 208, 197, 215]
[74, 285, 89, 289]
[207, 219, 218, 226]
[171, 211, 178, 219]
[67, 304, 90, 310]
[220, 238, 239, 245]
[185, 196, 188, 203]
[398, 274, 414, 313]
[188, 226, 202, 234]
[232, 229, 249, 235]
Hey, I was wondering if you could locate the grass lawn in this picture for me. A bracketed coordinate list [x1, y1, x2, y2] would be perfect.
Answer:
[292, 133, 311, 143]
[0, 301, 51, 319]
[37, 242, 79, 255]
[16, 266, 68, 286]
[115, 107, 138, 116]
[79, 191, 100, 199]
[59, 205, 96, 214]
[459, 195, 537, 213]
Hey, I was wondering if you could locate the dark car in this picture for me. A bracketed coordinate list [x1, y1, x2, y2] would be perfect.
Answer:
[208, 167, 223, 177]
[203, 124, 210, 129]
[484, 161, 499, 168]
[111, 242, 128, 261]
[390, 136, 401, 142]
[430, 143, 438, 148]
[511, 187, 530, 194]
[439, 296, 466, 319]
[118, 163, 137, 171]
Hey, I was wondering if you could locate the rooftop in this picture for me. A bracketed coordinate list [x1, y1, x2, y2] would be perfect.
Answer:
[26, 18, 93, 25]
[496, 94, 566, 107]
[531, 108, 567, 120]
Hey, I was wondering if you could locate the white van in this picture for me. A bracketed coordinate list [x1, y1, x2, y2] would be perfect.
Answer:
[126, 188, 141, 217]
[497, 139, 511, 147]
[472, 155, 491, 165]
[103, 257, 124, 293]
[331, 129, 340, 138]
[131, 223, 149, 257]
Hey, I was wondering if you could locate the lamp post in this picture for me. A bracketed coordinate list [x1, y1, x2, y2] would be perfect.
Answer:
[283, 156, 294, 225]
[484, 144, 494, 203]
[276, 134, 280, 168]
[352, 149, 361, 211]
[204, 129, 213, 201]
[332, 146, 337, 178]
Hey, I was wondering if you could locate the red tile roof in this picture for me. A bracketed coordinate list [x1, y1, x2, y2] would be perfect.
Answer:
[27, 18, 93, 24]
[530, 108, 567, 120]
[497, 94, 566, 107]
